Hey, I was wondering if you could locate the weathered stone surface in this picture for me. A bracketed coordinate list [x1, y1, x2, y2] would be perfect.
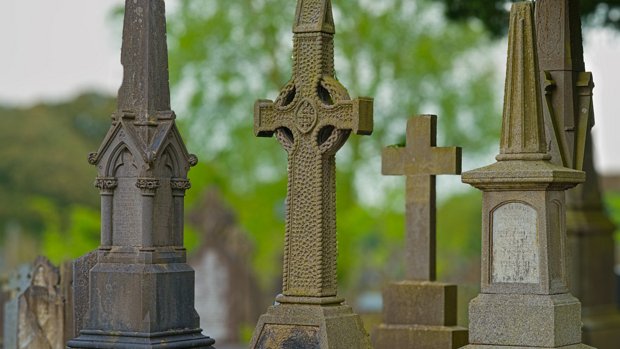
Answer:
[461, 3, 591, 349]
[382, 282, 457, 326]
[373, 324, 467, 349]
[252, 303, 371, 349]
[72, 251, 97, 338]
[4, 257, 73, 349]
[66, 0, 214, 348]
[536, 1, 620, 347]
[250, 0, 373, 347]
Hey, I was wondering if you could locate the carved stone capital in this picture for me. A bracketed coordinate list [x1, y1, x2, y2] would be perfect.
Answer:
[136, 178, 161, 194]
[94, 177, 118, 192]
[170, 179, 191, 191]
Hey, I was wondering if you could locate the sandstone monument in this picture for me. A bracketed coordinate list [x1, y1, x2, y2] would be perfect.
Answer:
[461, 2, 592, 348]
[66, 0, 214, 347]
[373, 115, 467, 349]
[249, 0, 374, 347]
[536, 1, 620, 347]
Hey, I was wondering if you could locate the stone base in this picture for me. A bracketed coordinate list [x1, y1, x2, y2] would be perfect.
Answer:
[461, 344, 594, 349]
[374, 324, 468, 349]
[249, 298, 372, 349]
[66, 329, 215, 348]
[582, 309, 620, 349]
[468, 293, 585, 348]
[372, 281, 468, 349]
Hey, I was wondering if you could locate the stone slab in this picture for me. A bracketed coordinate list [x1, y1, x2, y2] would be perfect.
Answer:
[250, 302, 372, 349]
[468, 293, 581, 348]
[382, 281, 457, 326]
[373, 324, 467, 349]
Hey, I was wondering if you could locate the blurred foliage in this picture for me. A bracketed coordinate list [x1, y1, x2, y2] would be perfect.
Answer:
[440, 0, 620, 37]
[0, 94, 114, 242]
[165, 0, 500, 296]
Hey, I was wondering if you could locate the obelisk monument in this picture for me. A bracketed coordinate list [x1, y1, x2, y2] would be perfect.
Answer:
[461, 2, 592, 348]
[249, 0, 374, 348]
[373, 115, 468, 349]
[536, 1, 620, 347]
[67, 0, 215, 347]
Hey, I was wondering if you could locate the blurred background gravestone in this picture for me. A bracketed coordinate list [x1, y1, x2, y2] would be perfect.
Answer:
[188, 189, 263, 346]
[3, 257, 73, 349]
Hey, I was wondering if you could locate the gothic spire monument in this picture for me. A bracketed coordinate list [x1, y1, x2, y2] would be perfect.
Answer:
[66, 0, 215, 347]
[249, 0, 374, 347]
[461, 2, 593, 348]
[536, 1, 620, 347]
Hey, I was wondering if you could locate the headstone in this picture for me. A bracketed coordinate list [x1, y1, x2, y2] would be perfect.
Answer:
[372, 115, 467, 348]
[461, 3, 592, 349]
[249, 0, 374, 347]
[536, 1, 620, 347]
[188, 189, 263, 345]
[66, 0, 215, 348]
[3, 257, 73, 349]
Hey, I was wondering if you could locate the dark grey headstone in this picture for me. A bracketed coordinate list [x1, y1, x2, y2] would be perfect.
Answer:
[72, 251, 97, 337]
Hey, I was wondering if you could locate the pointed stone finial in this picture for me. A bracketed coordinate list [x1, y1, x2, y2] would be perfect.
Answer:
[294, 0, 335, 33]
[536, 0, 585, 72]
[117, 0, 171, 121]
[498, 3, 548, 160]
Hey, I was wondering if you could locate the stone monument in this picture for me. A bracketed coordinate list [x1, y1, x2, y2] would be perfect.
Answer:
[249, 0, 374, 347]
[66, 0, 215, 347]
[536, 1, 620, 347]
[4, 257, 73, 349]
[373, 115, 468, 349]
[461, 3, 592, 348]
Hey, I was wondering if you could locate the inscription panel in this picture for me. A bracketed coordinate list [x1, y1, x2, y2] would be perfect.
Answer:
[491, 202, 539, 284]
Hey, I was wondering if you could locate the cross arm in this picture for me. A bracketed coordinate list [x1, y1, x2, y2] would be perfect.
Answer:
[316, 97, 374, 135]
[382, 146, 406, 176]
[254, 99, 295, 137]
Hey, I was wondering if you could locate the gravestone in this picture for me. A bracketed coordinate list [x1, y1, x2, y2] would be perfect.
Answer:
[188, 189, 263, 345]
[373, 115, 468, 348]
[461, 3, 592, 349]
[248, 0, 374, 348]
[536, 1, 620, 347]
[66, 0, 214, 348]
[4, 257, 73, 349]
[71, 251, 97, 338]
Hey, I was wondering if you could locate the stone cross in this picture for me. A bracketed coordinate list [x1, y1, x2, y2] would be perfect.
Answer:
[250, 1, 373, 348]
[382, 115, 461, 281]
[254, 0, 373, 300]
[67, 1, 214, 347]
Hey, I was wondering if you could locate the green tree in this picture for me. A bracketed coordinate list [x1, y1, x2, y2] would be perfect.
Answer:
[166, 0, 498, 296]
[440, 0, 620, 37]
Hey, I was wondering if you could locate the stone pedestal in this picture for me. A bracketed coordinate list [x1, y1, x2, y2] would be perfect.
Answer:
[373, 282, 467, 349]
[251, 299, 371, 349]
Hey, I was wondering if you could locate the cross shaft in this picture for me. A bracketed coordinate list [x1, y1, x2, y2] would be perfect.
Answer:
[254, 0, 373, 299]
[382, 115, 461, 281]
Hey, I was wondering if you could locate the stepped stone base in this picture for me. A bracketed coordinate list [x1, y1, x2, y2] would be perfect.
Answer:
[374, 324, 467, 349]
[373, 281, 468, 349]
[582, 309, 620, 349]
[249, 297, 372, 349]
[66, 329, 215, 349]
[468, 293, 586, 348]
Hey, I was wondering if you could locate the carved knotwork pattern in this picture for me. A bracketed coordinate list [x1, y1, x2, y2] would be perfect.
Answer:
[136, 178, 161, 190]
[295, 99, 318, 133]
[95, 178, 118, 190]
[300, 1, 323, 25]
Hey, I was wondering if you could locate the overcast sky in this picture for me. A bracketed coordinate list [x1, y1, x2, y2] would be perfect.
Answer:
[1, 0, 619, 173]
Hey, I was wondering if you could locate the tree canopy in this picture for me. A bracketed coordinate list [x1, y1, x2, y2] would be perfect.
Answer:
[440, 0, 620, 37]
